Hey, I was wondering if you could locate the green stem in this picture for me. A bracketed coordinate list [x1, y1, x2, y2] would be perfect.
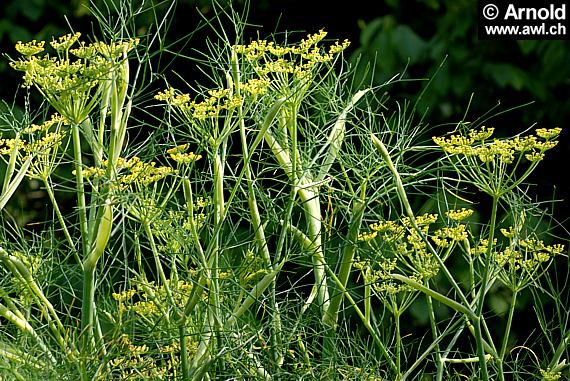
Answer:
[0, 248, 74, 358]
[286, 223, 397, 373]
[81, 263, 96, 350]
[0, 301, 55, 364]
[391, 274, 476, 320]
[81, 199, 112, 353]
[395, 308, 401, 377]
[364, 267, 371, 324]
[299, 188, 330, 319]
[474, 194, 500, 381]
[498, 289, 518, 380]
[473, 321, 490, 380]
[180, 325, 189, 381]
[212, 149, 224, 322]
[142, 221, 175, 312]
[143, 222, 169, 287]
[426, 293, 442, 372]
[547, 329, 570, 373]
[476, 195, 499, 316]
[71, 122, 89, 256]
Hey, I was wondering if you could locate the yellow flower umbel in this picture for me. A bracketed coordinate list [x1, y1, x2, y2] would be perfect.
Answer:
[433, 126, 561, 197]
[495, 227, 565, 291]
[232, 30, 350, 98]
[0, 114, 68, 181]
[10, 33, 139, 124]
[357, 213, 456, 312]
[155, 86, 243, 148]
[167, 144, 202, 165]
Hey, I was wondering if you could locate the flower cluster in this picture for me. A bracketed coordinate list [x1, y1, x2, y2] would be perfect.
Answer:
[107, 333, 187, 380]
[470, 238, 497, 257]
[112, 280, 195, 316]
[446, 208, 474, 221]
[433, 127, 561, 164]
[540, 367, 562, 381]
[353, 256, 415, 295]
[239, 249, 270, 287]
[495, 228, 565, 289]
[155, 86, 243, 121]
[152, 200, 209, 256]
[357, 210, 474, 294]
[10, 33, 139, 123]
[359, 213, 447, 286]
[166, 144, 202, 164]
[77, 156, 175, 187]
[0, 114, 68, 180]
[233, 30, 350, 85]
[433, 126, 562, 196]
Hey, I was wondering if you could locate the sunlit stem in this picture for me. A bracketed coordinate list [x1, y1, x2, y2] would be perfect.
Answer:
[212, 149, 224, 320]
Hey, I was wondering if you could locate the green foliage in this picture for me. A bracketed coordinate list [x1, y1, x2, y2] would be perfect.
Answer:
[0, 1, 568, 380]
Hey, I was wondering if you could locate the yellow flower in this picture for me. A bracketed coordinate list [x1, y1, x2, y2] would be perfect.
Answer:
[446, 208, 473, 221]
[525, 151, 545, 162]
[469, 126, 495, 141]
[500, 226, 517, 239]
[358, 231, 378, 242]
[435, 225, 468, 242]
[50, 32, 81, 51]
[15, 40, 45, 56]
[535, 127, 561, 140]
[166, 144, 202, 164]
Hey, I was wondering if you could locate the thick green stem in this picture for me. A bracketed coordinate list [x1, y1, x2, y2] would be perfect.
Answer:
[81, 263, 96, 350]
[0, 248, 73, 357]
[0, 301, 55, 364]
[301, 191, 330, 318]
[71, 122, 89, 256]
[81, 199, 113, 353]
[212, 150, 224, 321]
[180, 325, 189, 381]
[395, 309, 402, 377]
